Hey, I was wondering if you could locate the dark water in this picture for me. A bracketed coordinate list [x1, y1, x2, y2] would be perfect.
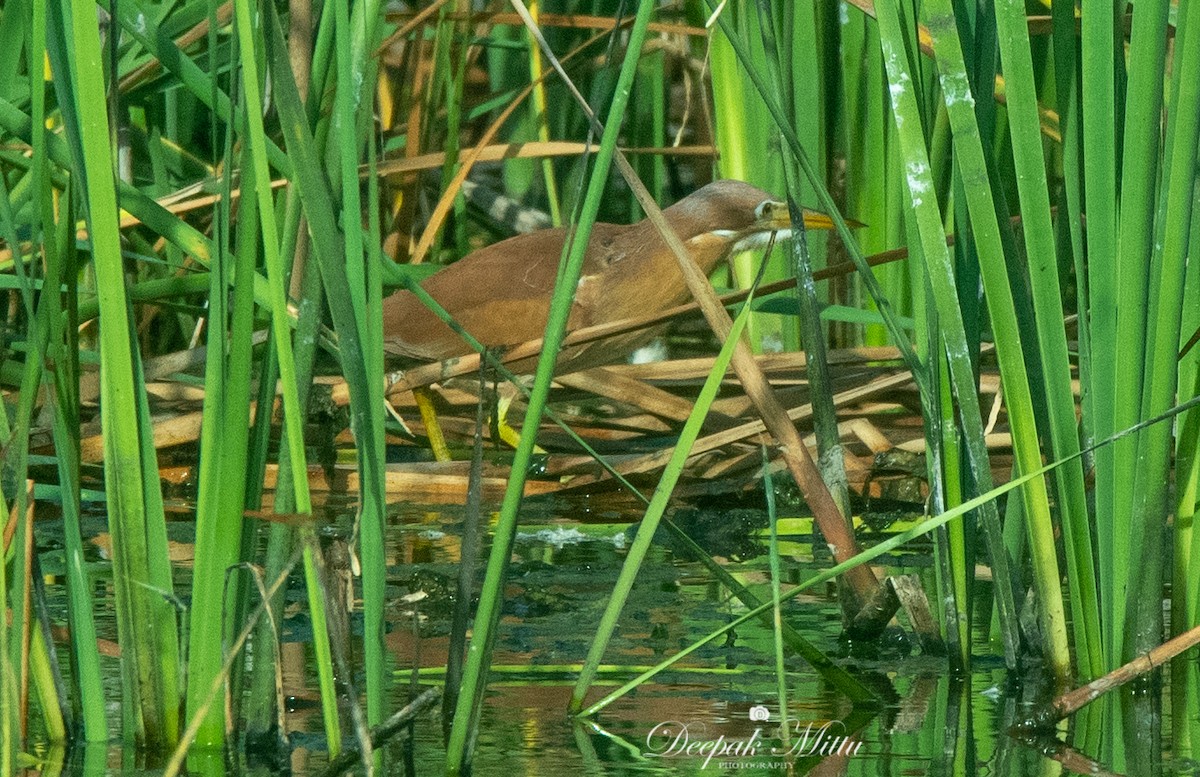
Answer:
[25, 494, 1200, 775]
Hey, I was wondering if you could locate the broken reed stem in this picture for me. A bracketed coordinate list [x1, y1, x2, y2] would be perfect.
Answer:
[315, 687, 442, 777]
[1021, 622, 1200, 731]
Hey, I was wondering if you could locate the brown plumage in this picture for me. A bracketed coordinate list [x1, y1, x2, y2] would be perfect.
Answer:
[382, 179, 829, 372]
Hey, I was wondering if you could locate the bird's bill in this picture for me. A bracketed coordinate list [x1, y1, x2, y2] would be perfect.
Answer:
[755, 199, 865, 231]
[799, 208, 866, 230]
[799, 210, 836, 230]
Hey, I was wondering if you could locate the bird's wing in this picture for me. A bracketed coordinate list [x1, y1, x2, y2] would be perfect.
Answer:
[382, 224, 625, 360]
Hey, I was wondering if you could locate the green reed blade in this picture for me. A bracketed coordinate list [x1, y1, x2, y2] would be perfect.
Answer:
[0, 0, 28, 102]
[1050, 0, 1091, 450]
[0, 491, 12, 772]
[1110, 0, 1173, 664]
[232, 0, 344, 755]
[762, 448, 791, 745]
[1080, 0, 1121, 665]
[332, 0, 389, 730]
[263, 0, 390, 748]
[843, 17, 908, 348]
[1174, 360, 1200, 752]
[446, 3, 655, 772]
[363, 88, 390, 735]
[54, 0, 181, 747]
[991, 0, 1103, 678]
[935, 348, 970, 667]
[877, 0, 1047, 676]
[40, 178, 106, 740]
[1125, 0, 1200, 658]
[28, 593, 65, 742]
[185, 137, 259, 747]
[526, 1, 563, 224]
[1178, 197, 1200, 640]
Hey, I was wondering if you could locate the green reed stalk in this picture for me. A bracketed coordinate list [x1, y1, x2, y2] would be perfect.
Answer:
[1175, 362, 1200, 756]
[264, 0, 391, 745]
[429, 4, 468, 260]
[635, 47, 666, 209]
[232, 195, 300, 738]
[29, 627, 65, 742]
[183, 26, 240, 740]
[1180, 205, 1200, 618]
[1080, 0, 1121, 667]
[40, 182, 105, 740]
[0, 0, 24, 97]
[936, 352, 970, 667]
[232, 0, 343, 754]
[445, 4, 655, 771]
[1111, 0, 1172, 661]
[243, 268, 317, 742]
[762, 450, 790, 746]
[1108, 0, 1166, 527]
[1125, 0, 1200, 658]
[710, 17, 752, 186]
[877, 0, 1054, 676]
[336, 0, 366, 332]
[991, 0, 1104, 679]
[25, 0, 47, 272]
[331, 0, 390, 729]
[840, 16, 906, 347]
[2, 7, 34, 755]
[0, 125, 41, 752]
[0, 495, 11, 774]
[1050, 0, 1090, 452]
[185, 148, 259, 747]
[526, 0, 562, 224]
[132, 328, 184, 748]
[1181, 222, 1200, 644]
[55, 0, 182, 747]
[363, 107, 389, 737]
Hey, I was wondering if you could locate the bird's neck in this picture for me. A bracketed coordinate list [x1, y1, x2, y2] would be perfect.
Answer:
[623, 221, 764, 277]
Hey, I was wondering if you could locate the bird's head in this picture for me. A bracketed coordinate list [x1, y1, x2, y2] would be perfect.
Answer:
[662, 179, 840, 253]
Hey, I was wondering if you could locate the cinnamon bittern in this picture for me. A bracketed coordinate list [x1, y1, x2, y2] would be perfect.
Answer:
[382, 179, 840, 455]
[383, 179, 841, 367]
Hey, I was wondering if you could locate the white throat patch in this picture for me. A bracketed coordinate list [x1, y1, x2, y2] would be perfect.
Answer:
[731, 228, 792, 253]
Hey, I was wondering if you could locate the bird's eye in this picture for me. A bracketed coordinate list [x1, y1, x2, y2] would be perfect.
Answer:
[755, 201, 772, 219]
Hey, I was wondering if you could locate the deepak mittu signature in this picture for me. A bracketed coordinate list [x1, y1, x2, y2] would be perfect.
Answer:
[643, 712, 863, 769]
